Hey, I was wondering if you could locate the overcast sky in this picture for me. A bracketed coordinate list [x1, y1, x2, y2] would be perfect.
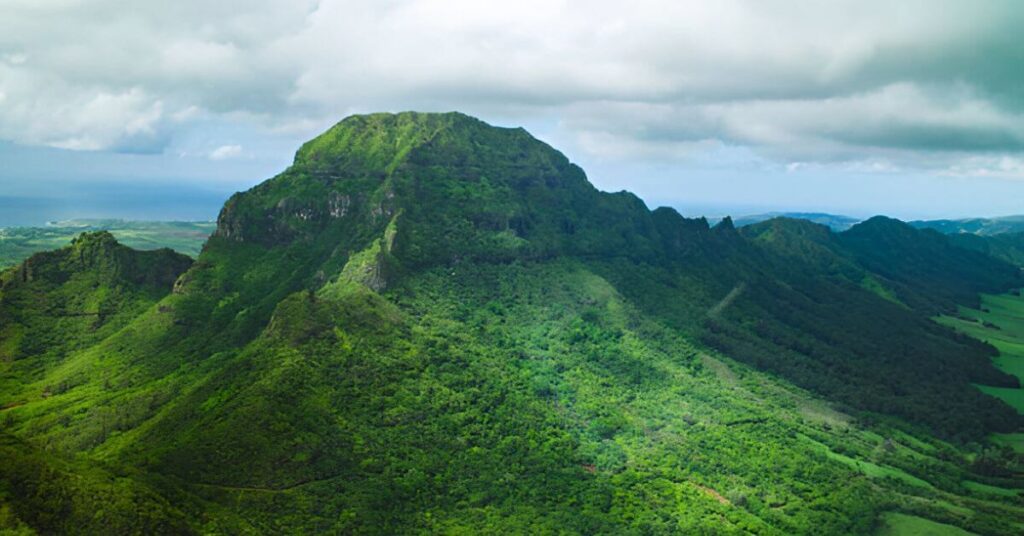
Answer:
[2, 0, 1023, 223]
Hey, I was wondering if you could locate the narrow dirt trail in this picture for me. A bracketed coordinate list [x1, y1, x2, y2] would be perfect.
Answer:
[0, 400, 27, 411]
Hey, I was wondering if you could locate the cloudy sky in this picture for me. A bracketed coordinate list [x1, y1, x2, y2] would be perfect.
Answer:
[2, 0, 1023, 224]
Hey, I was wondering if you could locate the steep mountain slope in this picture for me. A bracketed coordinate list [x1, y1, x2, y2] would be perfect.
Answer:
[0, 232, 195, 534]
[610, 216, 1023, 441]
[1, 113, 1022, 534]
[728, 218, 1022, 438]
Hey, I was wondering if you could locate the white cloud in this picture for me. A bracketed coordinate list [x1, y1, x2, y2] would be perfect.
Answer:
[3, 53, 27, 65]
[208, 144, 243, 160]
[943, 156, 1024, 180]
[0, 0, 1022, 178]
[0, 64, 166, 151]
[560, 83, 1024, 174]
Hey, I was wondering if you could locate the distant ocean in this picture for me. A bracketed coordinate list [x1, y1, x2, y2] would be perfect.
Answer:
[0, 187, 231, 227]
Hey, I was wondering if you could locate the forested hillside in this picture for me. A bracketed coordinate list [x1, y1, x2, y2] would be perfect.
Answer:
[946, 232, 1024, 268]
[0, 113, 1021, 534]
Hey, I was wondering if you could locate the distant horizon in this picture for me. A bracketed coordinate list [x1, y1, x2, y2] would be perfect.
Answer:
[3, 187, 1022, 230]
[0, 189, 228, 227]
[5, 110, 1024, 226]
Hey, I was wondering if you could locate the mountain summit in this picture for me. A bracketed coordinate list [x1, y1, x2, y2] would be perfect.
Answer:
[216, 112, 668, 274]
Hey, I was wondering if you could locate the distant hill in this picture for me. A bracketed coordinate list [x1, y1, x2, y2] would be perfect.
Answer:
[0, 219, 215, 268]
[837, 216, 1022, 312]
[907, 216, 1024, 267]
[0, 231, 193, 362]
[911, 215, 1024, 236]
[945, 231, 1024, 267]
[732, 212, 861, 231]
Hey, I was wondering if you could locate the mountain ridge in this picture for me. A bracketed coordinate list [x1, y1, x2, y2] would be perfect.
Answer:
[912, 215, 1024, 236]
[732, 212, 861, 231]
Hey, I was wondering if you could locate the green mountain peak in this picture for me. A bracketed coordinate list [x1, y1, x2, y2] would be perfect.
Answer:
[0, 232, 192, 362]
[212, 112, 676, 281]
[6, 230, 190, 289]
[293, 111, 515, 170]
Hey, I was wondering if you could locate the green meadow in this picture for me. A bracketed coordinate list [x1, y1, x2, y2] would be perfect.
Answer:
[877, 512, 976, 536]
[938, 292, 1024, 414]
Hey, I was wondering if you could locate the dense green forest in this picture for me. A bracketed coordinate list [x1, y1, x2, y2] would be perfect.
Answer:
[1, 113, 1022, 534]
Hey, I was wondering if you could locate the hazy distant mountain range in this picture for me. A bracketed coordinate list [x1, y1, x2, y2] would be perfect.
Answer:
[909, 216, 1024, 236]
[733, 212, 1024, 236]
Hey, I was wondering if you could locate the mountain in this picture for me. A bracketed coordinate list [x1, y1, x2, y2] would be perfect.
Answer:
[0, 219, 215, 269]
[911, 215, 1024, 236]
[0, 231, 193, 364]
[1, 113, 1022, 534]
[946, 232, 1024, 267]
[838, 216, 1022, 312]
[906, 215, 1024, 269]
[732, 212, 861, 231]
[0, 232, 195, 534]
[720, 216, 1022, 436]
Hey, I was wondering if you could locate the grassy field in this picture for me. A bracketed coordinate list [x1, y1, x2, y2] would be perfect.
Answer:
[977, 385, 1024, 414]
[0, 219, 215, 268]
[877, 512, 976, 536]
[991, 432, 1024, 453]
[938, 291, 1024, 414]
[798, 434, 935, 489]
[962, 480, 1021, 498]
